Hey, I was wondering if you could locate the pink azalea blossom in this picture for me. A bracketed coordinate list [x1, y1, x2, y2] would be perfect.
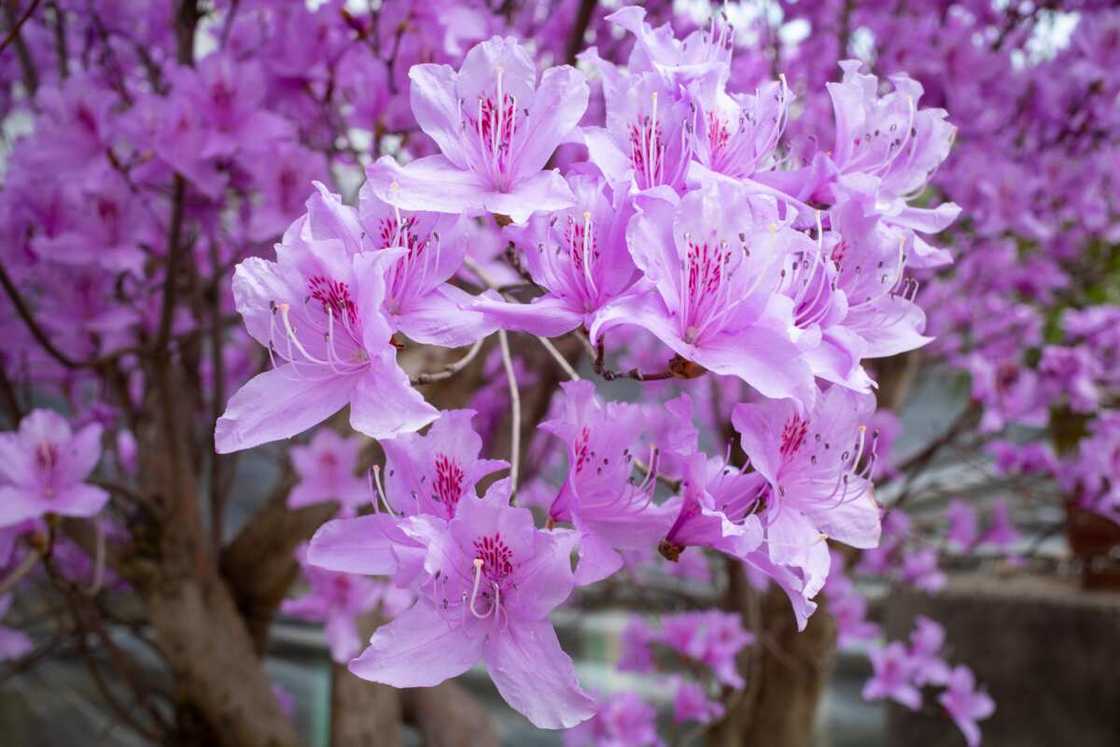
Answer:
[473, 175, 640, 337]
[946, 499, 980, 552]
[0, 410, 107, 527]
[862, 642, 921, 710]
[540, 381, 677, 585]
[979, 498, 1020, 553]
[939, 665, 995, 747]
[908, 615, 951, 686]
[281, 545, 387, 663]
[732, 386, 881, 626]
[660, 609, 754, 689]
[358, 184, 494, 346]
[288, 429, 369, 512]
[366, 37, 588, 224]
[378, 409, 507, 520]
[215, 184, 438, 453]
[672, 677, 724, 725]
[340, 483, 597, 729]
[564, 691, 661, 747]
[591, 183, 815, 404]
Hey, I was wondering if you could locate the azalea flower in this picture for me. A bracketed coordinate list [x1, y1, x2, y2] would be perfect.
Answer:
[591, 183, 815, 405]
[564, 691, 661, 747]
[343, 482, 597, 729]
[946, 499, 979, 551]
[281, 545, 390, 663]
[473, 175, 639, 337]
[366, 36, 588, 224]
[0, 595, 32, 661]
[0, 410, 107, 528]
[908, 615, 951, 686]
[731, 386, 881, 622]
[215, 185, 437, 453]
[939, 665, 995, 747]
[539, 381, 677, 584]
[378, 409, 507, 519]
[660, 609, 754, 688]
[288, 429, 369, 511]
[358, 184, 494, 346]
[672, 678, 725, 725]
[862, 642, 921, 709]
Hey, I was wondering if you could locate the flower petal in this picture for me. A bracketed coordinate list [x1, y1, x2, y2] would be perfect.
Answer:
[349, 600, 482, 687]
[482, 620, 597, 729]
[215, 366, 353, 453]
[348, 353, 438, 439]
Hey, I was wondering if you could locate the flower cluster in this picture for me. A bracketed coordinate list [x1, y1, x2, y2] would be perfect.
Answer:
[9, 2, 1113, 746]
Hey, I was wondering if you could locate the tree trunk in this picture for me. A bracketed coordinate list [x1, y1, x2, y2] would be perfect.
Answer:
[331, 663, 402, 747]
[708, 566, 837, 747]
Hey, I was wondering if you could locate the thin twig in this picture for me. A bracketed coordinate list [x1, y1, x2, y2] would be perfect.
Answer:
[156, 174, 187, 349]
[565, 0, 597, 64]
[498, 330, 521, 496]
[0, 262, 79, 369]
[83, 519, 105, 596]
[0, 546, 42, 596]
[410, 337, 485, 384]
[535, 335, 580, 380]
[1, 0, 43, 94]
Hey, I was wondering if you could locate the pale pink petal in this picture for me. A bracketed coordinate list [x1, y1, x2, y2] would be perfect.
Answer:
[349, 601, 482, 687]
[482, 620, 597, 729]
[348, 354, 438, 439]
[215, 366, 353, 453]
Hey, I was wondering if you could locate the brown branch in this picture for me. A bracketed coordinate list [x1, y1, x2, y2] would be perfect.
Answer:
[1, 0, 43, 94]
[565, 0, 597, 64]
[0, 262, 80, 369]
[401, 682, 500, 747]
[220, 489, 339, 653]
[331, 611, 402, 747]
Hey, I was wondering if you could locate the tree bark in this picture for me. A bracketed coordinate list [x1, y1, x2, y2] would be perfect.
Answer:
[401, 682, 501, 747]
[331, 663, 402, 747]
[708, 566, 837, 747]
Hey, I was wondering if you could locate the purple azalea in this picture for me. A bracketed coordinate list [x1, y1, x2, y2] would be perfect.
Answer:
[687, 77, 791, 184]
[0, 410, 107, 528]
[825, 557, 880, 647]
[862, 642, 921, 710]
[946, 499, 980, 552]
[288, 429, 369, 511]
[0, 595, 32, 661]
[824, 61, 959, 268]
[357, 184, 495, 346]
[343, 482, 597, 729]
[617, 617, 656, 674]
[591, 183, 814, 404]
[539, 381, 677, 585]
[564, 691, 661, 747]
[378, 409, 507, 520]
[908, 615, 952, 686]
[215, 185, 438, 453]
[660, 450, 766, 564]
[672, 678, 724, 725]
[979, 498, 1020, 552]
[366, 37, 588, 224]
[281, 545, 387, 663]
[606, 6, 732, 86]
[731, 387, 881, 623]
[580, 57, 693, 195]
[820, 180, 935, 373]
[900, 548, 947, 593]
[939, 665, 995, 747]
[660, 609, 754, 689]
[474, 175, 639, 337]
